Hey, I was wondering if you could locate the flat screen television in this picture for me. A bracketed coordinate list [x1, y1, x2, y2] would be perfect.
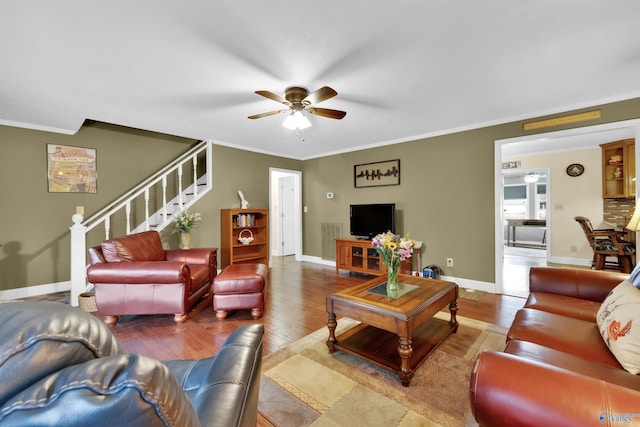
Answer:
[350, 203, 396, 239]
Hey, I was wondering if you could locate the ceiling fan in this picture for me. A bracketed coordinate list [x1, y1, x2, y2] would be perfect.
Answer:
[248, 86, 346, 129]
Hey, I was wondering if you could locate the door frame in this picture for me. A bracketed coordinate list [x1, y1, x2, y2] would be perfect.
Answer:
[269, 167, 303, 261]
[494, 118, 640, 294]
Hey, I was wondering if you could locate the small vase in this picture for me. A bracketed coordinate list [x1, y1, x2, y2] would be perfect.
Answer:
[386, 264, 399, 298]
[180, 231, 191, 249]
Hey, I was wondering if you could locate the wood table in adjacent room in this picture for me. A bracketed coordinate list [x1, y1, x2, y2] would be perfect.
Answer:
[326, 274, 458, 386]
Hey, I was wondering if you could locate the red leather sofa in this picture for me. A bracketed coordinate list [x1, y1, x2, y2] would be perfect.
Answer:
[87, 230, 217, 325]
[470, 267, 640, 427]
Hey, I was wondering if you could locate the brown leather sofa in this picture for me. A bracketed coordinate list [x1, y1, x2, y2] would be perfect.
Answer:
[0, 301, 263, 426]
[470, 267, 640, 427]
[87, 230, 217, 325]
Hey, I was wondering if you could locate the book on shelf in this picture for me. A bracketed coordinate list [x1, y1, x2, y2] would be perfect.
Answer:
[235, 214, 256, 227]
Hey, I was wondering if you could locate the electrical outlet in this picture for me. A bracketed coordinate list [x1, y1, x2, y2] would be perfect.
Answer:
[446, 257, 454, 268]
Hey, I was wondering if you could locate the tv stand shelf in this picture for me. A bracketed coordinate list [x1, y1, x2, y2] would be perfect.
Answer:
[336, 237, 413, 275]
[335, 238, 383, 275]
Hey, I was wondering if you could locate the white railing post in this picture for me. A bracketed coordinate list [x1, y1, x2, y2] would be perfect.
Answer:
[206, 140, 213, 188]
[192, 154, 198, 196]
[125, 202, 131, 234]
[144, 188, 150, 230]
[162, 175, 168, 222]
[70, 214, 87, 307]
[178, 165, 184, 210]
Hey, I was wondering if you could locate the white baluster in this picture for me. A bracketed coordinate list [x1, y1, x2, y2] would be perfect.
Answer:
[125, 202, 131, 234]
[144, 188, 150, 231]
[206, 140, 213, 188]
[105, 216, 111, 240]
[162, 175, 168, 222]
[178, 164, 184, 210]
[193, 154, 198, 197]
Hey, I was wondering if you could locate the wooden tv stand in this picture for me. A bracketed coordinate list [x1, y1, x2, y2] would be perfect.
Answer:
[335, 237, 384, 275]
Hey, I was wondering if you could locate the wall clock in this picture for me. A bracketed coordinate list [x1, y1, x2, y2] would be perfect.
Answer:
[566, 163, 585, 177]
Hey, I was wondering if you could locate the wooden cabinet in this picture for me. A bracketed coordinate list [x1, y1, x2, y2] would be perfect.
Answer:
[220, 209, 269, 268]
[335, 238, 412, 275]
[601, 139, 636, 198]
[336, 238, 383, 275]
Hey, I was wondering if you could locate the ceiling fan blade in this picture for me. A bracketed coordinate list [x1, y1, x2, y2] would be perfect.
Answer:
[248, 109, 288, 119]
[308, 107, 346, 120]
[255, 90, 291, 106]
[303, 86, 337, 106]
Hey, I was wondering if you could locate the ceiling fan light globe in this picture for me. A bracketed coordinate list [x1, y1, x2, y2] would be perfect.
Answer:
[282, 111, 311, 130]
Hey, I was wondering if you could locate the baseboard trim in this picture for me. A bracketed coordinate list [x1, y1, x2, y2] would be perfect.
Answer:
[301, 255, 497, 293]
[548, 256, 591, 267]
[0, 281, 71, 301]
[1, 256, 507, 301]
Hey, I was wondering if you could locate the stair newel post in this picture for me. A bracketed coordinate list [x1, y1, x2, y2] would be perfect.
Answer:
[69, 214, 87, 307]
[192, 154, 198, 197]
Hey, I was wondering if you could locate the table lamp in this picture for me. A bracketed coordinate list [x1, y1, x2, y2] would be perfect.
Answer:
[626, 198, 640, 232]
[413, 241, 423, 272]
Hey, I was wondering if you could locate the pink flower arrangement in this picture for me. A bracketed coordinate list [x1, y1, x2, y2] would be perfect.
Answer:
[371, 231, 415, 269]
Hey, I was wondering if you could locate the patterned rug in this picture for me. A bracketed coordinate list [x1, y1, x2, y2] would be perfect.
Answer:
[458, 289, 487, 301]
[258, 313, 507, 427]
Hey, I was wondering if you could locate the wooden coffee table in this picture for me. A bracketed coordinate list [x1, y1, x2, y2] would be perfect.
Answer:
[326, 274, 458, 386]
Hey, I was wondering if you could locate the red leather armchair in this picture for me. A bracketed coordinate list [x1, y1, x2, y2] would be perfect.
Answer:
[87, 231, 217, 325]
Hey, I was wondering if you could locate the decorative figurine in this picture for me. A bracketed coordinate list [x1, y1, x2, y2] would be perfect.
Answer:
[238, 190, 249, 209]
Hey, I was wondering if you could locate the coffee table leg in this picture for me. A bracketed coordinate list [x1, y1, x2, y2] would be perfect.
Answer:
[449, 299, 459, 332]
[397, 336, 413, 387]
[326, 311, 337, 352]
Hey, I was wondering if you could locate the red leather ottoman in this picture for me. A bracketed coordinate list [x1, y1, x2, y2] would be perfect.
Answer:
[213, 263, 268, 320]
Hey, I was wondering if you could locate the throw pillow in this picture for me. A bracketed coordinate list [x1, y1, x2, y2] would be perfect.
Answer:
[101, 240, 121, 263]
[596, 279, 640, 374]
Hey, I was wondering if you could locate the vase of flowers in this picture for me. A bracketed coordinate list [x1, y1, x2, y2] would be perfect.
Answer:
[173, 209, 202, 249]
[371, 231, 415, 297]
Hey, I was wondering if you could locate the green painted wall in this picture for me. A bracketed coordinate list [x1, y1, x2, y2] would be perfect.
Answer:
[302, 98, 640, 283]
[1, 98, 638, 291]
[0, 121, 302, 290]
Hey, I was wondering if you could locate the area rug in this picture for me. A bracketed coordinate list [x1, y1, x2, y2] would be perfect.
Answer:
[458, 289, 487, 301]
[258, 312, 507, 427]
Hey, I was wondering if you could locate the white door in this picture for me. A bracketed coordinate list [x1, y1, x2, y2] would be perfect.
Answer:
[280, 175, 296, 255]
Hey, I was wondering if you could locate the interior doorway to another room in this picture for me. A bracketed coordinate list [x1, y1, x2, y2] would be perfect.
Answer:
[269, 168, 303, 262]
[495, 119, 640, 298]
[501, 169, 549, 298]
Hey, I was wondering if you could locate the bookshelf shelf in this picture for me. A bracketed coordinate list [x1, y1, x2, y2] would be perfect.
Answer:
[220, 209, 269, 268]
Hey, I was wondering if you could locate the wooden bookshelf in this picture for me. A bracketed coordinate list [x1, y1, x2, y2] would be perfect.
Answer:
[220, 209, 269, 268]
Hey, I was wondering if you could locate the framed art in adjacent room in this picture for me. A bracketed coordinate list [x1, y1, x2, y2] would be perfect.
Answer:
[47, 144, 97, 193]
[354, 159, 400, 188]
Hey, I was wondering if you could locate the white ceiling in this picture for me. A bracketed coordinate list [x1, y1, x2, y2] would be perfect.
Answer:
[1, 1, 639, 160]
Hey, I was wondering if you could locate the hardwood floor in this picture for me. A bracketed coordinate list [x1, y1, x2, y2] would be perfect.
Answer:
[103, 256, 525, 426]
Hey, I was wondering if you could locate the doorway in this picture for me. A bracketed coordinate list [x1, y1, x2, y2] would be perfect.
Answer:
[501, 168, 549, 297]
[269, 168, 303, 261]
[494, 119, 640, 295]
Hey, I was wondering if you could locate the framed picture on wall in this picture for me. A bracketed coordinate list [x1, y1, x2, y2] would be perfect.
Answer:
[47, 144, 97, 193]
[354, 159, 400, 188]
